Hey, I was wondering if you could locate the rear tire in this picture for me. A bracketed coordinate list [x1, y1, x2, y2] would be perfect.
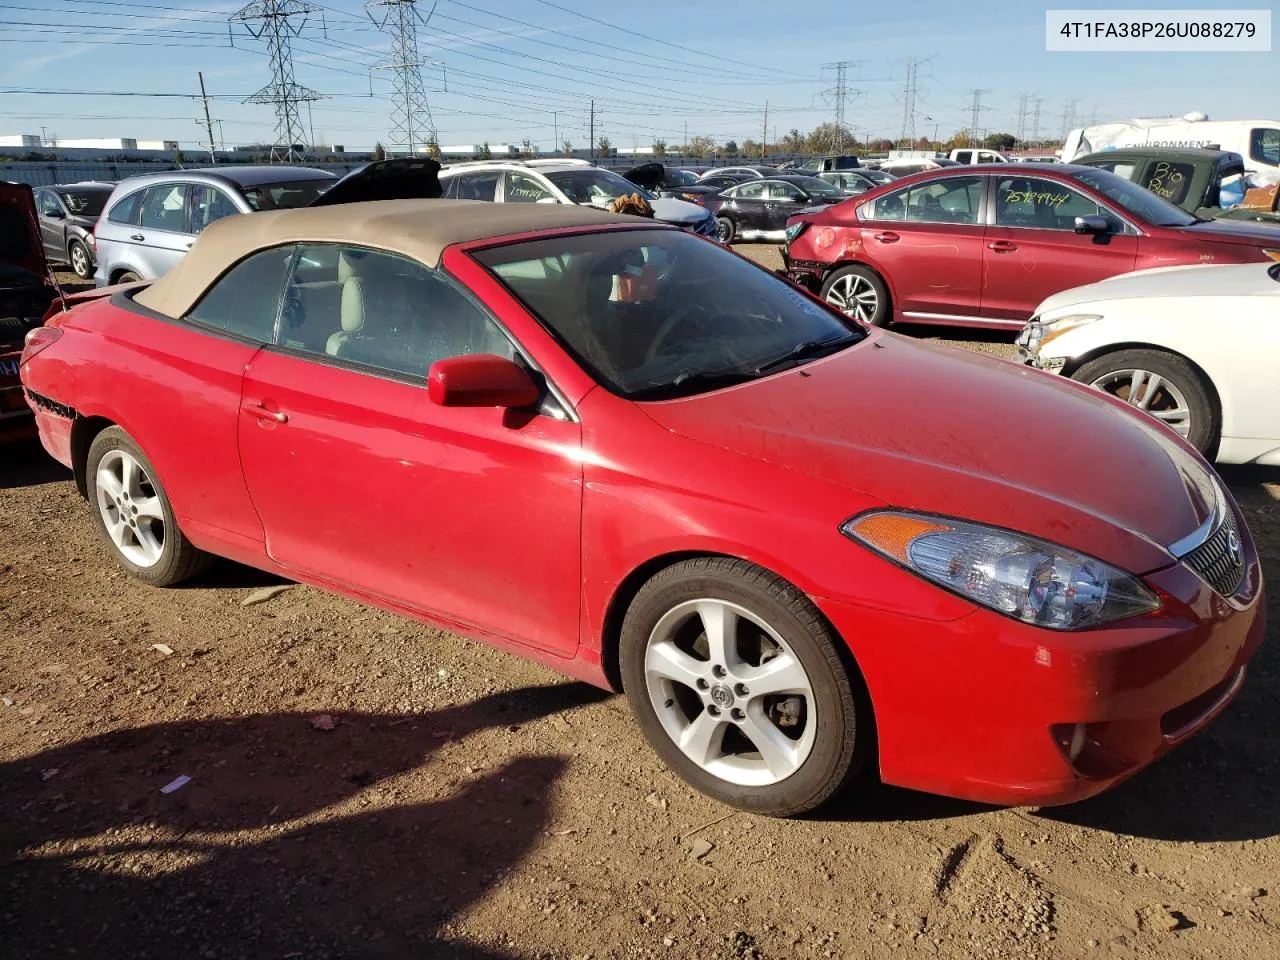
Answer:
[620, 557, 870, 817]
[68, 239, 93, 280]
[716, 216, 736, 244]
[1071, 349, 1218, 457]
[820, 264, 890, 327]
[114, 270, 142, 285]
[85, 426, 213, 586]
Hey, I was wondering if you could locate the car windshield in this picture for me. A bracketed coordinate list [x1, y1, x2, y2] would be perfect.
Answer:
[792, 177, 843, 197]
[239, 179, 333, 211]
[474, 229, 864, 399]
[1071, 168, 1196, 226]
[57, 189, 110, 217]
[666, 169, 698, 186]
[546, 169, 653, 205]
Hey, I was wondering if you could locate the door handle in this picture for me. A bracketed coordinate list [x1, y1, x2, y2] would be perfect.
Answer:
[872, 231, 900, 243]
[245, 403, 288, 424]
[987, 240, 1018, 252]
[130, 233, 145, 241]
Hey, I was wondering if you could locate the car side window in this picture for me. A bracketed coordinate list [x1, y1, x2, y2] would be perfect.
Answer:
[994, 176, 1123, 232]
[38, 191, 62, 217]
[733, 181, 767, 200]
[953, 151, 972, 164]
[505, 172, 554, 203]
[277, 243, 516, 379]
[451, 172, 499, 202]
[139, 183, 189, 233]
[1087, 159, 1138, 181]
[1140, 160, 1194, 207]
[766, 182, 803, 200]
[188, 185, 240, 234]
[107, 189, 144, 226]
[902, 176, 982, 224]
[865, 186, 908, 221]
[185, 245, 294, 341]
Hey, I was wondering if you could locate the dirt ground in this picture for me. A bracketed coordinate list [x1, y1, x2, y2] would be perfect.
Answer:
[2, 259, 1278, 960]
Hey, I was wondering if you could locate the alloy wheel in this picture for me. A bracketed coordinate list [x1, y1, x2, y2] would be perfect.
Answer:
[94, 449, 166, 568]
[824, 274, 878, 323]
[1089, 368, 1192, 438]
[643, 598, 817, 786]
[70, 243, 91, 278]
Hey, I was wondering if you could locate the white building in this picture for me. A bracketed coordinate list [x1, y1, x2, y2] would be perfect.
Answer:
[0, 134, 44, 148]
[136, 140, 180, 151]
[52, 137, 139, 150]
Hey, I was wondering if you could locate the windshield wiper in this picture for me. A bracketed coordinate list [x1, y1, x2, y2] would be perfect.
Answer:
[752, 333, 861, 375]
[629, 367, 759, 400]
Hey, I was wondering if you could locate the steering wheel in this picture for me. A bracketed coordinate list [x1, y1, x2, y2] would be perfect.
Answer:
[644, 303, 713, 364]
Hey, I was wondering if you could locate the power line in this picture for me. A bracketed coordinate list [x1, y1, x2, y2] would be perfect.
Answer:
[230, 0, 323, 162]
[366, 0, 437, 154]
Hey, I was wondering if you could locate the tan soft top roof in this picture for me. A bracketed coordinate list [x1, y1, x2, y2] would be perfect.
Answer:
[134, 198, 650, 319]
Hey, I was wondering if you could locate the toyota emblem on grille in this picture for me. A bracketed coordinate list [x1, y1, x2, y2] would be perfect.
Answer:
[1227, 529, 1241, 563]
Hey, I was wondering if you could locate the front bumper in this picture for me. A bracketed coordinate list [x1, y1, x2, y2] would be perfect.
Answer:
[819, 529, 1265, 807]
[1013, 320, 1068, 374]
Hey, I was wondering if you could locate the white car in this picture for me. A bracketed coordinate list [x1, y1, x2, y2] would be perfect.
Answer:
[1017, 262, 1280, 465]
[438, 159, 719, 240]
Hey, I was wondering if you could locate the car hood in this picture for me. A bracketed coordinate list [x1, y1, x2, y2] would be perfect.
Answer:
[626, 196, 710, 225]
[0, 182, 52, 283]
[307, 157, 437, 207]
[640, 333, 1218, 574]
[1036, 262, 1280, 314]
[622, 161, 665, 189]
[1176, 217, 1280, 244]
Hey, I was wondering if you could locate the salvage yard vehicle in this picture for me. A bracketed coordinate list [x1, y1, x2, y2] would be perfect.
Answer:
[782, 163, 1280, 329]
[92, 165, 339, 285]
[698, 165, 780, 181]
[1063, 114, 1280, 181]
[1018, 261, 1280, 464]
[703, 175, 844, 243]
[19, 198, 1265, 816]
[440, 159, 720, 240]
[35, 181, 113, 280]
[621, 162, 723, 204]
[1, 181, 58, 442]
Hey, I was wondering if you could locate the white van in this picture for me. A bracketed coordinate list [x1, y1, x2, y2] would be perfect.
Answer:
[948, 148, 1011, 164]
[1063, 114, 1280, 181]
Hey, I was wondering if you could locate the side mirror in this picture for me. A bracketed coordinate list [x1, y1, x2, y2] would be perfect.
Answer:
[428, 354, 540, 409]
[1074, 215, 1110, 235]
[45, 208, 65, 219]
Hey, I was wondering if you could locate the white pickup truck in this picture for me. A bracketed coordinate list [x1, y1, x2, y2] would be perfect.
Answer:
[948, 148, 1012, 164]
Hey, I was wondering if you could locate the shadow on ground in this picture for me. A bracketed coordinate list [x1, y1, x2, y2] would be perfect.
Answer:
[3, 681, 608, 958]
[0, 437, 69, 490]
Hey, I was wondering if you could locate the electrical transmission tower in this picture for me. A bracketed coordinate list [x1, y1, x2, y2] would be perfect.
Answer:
[821, 60, 860, 153]
[231, 0, 321, 163]
[367, 0, 438, 156]
[898, 58, 921, 147]
[1060, 98, 1080, 139]
[966, 89, 989, 146]
[1031, 96, 1045, 144]
[1014, 93, 1032, 143]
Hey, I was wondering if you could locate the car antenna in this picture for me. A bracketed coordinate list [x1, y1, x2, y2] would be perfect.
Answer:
[45, 261, 71, 317]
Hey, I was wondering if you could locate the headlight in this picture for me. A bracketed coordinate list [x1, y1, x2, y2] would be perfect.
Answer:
[1031, 313, 1101, 354]
[843, 511, 1160, 630]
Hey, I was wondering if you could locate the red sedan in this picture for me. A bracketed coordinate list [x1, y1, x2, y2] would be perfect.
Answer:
[781, 163, 1280, 330]
[20, 198, 1264, 815]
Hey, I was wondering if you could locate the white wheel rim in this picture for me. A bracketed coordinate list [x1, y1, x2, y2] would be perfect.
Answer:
[644, 599, 817, 787]
[1089, 368, 1193, 438]
[95, 450, 166, 568]
[824, 274, 878, 322]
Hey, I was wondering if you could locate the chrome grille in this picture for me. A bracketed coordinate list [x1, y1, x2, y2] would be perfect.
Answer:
[1182, 509, 1245, 598]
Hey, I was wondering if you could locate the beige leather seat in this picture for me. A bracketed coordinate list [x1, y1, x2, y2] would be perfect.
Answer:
[325, 273, 366, 358]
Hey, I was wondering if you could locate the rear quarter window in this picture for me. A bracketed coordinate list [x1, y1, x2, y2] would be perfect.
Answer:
[106, 189, 144, 226]
[1142, 160, 1195, 206]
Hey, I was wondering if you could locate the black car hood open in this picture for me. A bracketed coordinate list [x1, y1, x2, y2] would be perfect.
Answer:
[0, 182, 52, 283]
[622, 162, 666, 190]
[308, 157, 442, 207]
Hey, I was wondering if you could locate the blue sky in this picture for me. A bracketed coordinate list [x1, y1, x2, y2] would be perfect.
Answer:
[0, 0, 1276, 150]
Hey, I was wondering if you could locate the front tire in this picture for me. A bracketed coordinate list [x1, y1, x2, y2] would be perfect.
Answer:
[716, 216, 736, 244]
[821, 264, 890, 327]
[85, 426, 212, 586]
[620, 557, 869, 817]
[1071, 349, 1218, 456]
[68, 239, 93, 280]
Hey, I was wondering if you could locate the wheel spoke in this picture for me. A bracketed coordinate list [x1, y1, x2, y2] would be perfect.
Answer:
[679, 710, 727, 766]
[1137, 373, 1163, 410]
[696, 600, 739, 669]
[740, 707, 800, 780]
[134, 523, 164, 565]
[646, 641, 705, 691]
[744, 653, 809, 697]
[120, 455, 140, 498]
[97, 467, 124, 501]
[133, 495, 164, 521]
[104, 514, 129, 549]
[1126, 370, 1147, 407]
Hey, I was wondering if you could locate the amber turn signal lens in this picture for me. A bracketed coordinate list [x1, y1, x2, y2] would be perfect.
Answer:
[845, 513, 953, 563]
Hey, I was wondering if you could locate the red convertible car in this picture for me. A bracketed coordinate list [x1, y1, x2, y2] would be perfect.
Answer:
[781, 163, 1280, 329]
[20, 198, 1264, 815]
